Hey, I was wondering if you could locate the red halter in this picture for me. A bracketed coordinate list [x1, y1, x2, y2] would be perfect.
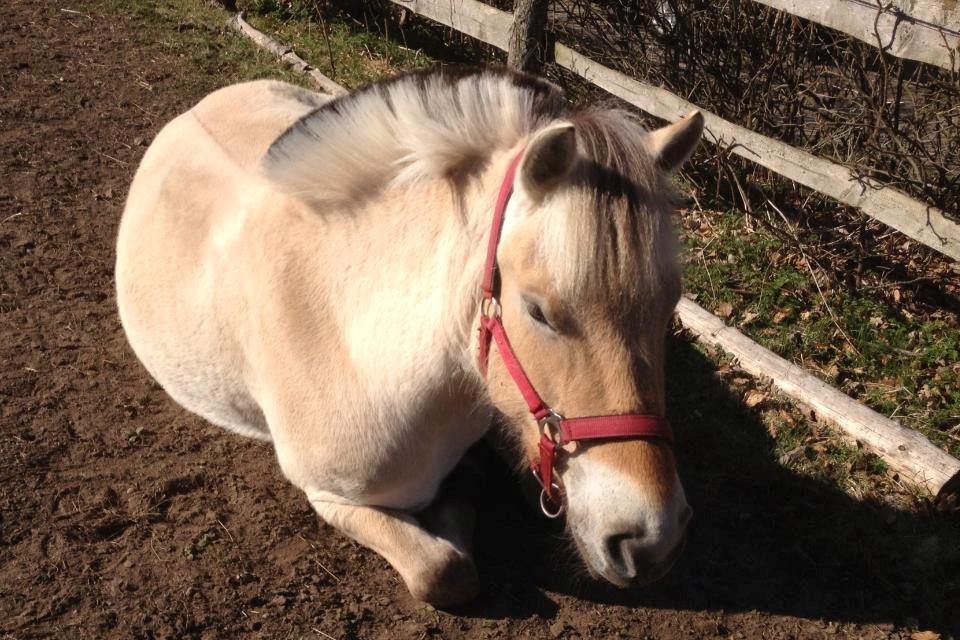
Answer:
[477, 150, 675, 517]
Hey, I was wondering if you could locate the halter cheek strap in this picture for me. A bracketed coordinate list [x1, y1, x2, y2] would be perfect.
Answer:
[477, 149, 674, 518]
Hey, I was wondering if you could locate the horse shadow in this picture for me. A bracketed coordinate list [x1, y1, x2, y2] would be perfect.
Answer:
[458, 336, 960, 634]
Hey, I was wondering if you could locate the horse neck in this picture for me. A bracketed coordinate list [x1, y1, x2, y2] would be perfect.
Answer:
[331, 145, 520, 402]
[425, 147, 521, 381]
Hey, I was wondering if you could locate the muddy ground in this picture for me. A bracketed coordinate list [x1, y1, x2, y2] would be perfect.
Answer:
[1, 1, 957, 638]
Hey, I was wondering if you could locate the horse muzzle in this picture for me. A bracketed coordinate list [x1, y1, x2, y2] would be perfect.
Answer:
[573, 502, 692, 587]
[563, 457, 692, 588]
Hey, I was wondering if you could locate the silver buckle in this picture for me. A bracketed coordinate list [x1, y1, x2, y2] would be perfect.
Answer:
[537, 409, 563, 444]
[480, 296, 501, 318]
[539, 488, 564, 518]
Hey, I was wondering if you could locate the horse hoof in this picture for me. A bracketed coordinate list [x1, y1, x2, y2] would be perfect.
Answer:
[408, 548, 479, 608]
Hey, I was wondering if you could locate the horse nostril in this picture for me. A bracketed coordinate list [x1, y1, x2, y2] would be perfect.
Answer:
[679, 505, 693, 528]
[604, 530, 646, 578]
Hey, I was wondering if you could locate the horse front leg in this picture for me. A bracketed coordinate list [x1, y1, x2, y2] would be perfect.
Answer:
[309, 496, 479, 607]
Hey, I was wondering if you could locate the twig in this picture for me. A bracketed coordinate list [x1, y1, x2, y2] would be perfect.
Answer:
[60, 8, 92, 19]
[317, 10, 337, 75]
[227, 13, 347, 96]
[297, 533, 342, 582]
[314, 558, 341, 583]
[312, 628, 338, 640]
[131, 102, 158, 119]
[216, 519, 235, 542]
[96, 150, 128, 166]
[149, 532, 162, 562]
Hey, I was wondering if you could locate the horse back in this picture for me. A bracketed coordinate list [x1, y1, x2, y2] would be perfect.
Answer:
[116, 80, 331, 439]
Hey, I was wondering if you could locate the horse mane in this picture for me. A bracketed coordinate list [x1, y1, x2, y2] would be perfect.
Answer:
[262, 66, 566, 204]
[263, 65, 679, 308]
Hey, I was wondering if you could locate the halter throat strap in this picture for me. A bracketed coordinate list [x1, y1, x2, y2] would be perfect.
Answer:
[476, 149, 674, 517]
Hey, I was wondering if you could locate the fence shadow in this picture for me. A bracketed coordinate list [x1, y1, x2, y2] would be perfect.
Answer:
[461, 336, 960, 634]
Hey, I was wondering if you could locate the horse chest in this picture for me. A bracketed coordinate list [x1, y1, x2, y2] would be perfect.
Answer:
[353, 406, 490, 511]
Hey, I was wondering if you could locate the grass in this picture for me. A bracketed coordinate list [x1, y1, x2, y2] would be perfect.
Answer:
[242, 9, 432, 90]
[94, 0, 431, 96]
[680, 205, 960, 461]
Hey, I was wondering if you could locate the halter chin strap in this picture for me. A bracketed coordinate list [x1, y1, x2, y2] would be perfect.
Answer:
[477, 149, 674, 518]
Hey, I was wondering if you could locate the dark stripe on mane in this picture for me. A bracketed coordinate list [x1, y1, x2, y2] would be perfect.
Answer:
[267, 64, 566, 164]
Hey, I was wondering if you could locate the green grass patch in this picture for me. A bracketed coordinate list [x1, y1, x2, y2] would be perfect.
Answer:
[93, 0, 431, 95]
[244, 10, 432, 90]
[682, 207, 960, 459]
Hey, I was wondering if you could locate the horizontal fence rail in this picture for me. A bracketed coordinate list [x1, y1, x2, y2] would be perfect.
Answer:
[391, 0, 512, 49]
[553, 43, 960, 261]
[677, 299, 960, 496]
[750, 0, 960, 71]
[387, 0, 960, 260]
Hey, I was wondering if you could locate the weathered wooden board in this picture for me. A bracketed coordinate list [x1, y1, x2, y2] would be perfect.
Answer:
[751, 0, 959, 71]
[677, 298, 960, 497]
[555, 43, 960, 261]
[508, 0, 549, 72]
[385, 0, 512, 50]
[228, 13, 347, 96]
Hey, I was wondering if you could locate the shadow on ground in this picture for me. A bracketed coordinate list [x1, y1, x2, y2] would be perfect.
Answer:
[459, 336, 960, 634]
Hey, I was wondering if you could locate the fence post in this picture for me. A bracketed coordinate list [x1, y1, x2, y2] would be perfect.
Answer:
[508, 0, 549, 73]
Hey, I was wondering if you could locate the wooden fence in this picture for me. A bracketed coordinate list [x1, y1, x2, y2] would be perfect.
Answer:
[387, 0, 960, 261]
[230, 0, 960, 495]
[751, 0, 960, 71]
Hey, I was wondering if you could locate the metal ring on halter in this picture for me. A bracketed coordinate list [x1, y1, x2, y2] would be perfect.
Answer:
[532, 468, 564, 518]
[480, 297, 501, 318]
[539, 487, 564, 518]
[537, 409, 563, 444]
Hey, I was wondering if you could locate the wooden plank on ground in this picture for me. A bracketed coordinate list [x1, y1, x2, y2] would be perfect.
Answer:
[228, 13, 347, 96]
[676, 298, 960, 497]
[554, 42, 960, 261]
[385, 0, 512, 50]
[750, 0, 959, 71]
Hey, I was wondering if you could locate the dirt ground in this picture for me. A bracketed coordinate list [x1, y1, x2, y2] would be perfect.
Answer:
[1, 1, 957, 638]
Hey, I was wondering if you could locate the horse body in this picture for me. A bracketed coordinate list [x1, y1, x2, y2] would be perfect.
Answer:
[118, 79, 492, 510]
[117, 69, 703, 605]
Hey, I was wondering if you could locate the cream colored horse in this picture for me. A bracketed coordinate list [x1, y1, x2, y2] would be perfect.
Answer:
[116, 67, 703, 606]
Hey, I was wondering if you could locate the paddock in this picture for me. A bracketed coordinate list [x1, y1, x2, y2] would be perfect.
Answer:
[1, 1, 957, 637]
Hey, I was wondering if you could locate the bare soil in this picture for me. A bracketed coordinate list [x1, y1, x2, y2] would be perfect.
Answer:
[1, 1, 957, 638]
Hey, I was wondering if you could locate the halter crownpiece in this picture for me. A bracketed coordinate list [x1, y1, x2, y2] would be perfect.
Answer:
[477, 148, 675, 518]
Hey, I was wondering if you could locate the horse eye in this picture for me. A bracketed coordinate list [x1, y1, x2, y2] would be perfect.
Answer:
[525, 299, 551, 328]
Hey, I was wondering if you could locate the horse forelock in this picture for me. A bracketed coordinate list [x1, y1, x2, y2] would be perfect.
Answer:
[261, 65, 565, 204]
[534, 109, 681, 318]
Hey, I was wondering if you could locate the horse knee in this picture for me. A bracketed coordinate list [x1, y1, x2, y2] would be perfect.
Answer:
[405, 542, 479, 608]
[418, 498, 476, 554]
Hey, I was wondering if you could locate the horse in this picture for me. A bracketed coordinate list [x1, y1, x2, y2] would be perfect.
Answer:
[116, 66, 703, 606]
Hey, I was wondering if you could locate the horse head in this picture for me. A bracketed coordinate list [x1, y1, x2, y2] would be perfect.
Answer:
[482, 109, 703, 586]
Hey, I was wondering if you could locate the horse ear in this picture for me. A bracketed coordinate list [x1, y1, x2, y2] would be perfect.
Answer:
[647, 111, 704, 174]
[518, 122, 577, 202]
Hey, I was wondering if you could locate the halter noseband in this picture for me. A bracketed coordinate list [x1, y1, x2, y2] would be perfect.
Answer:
[477, 150, 675, 518]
